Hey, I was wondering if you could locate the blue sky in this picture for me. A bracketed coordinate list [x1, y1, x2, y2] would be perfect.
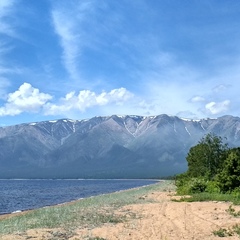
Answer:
[0, 0, 240, 125]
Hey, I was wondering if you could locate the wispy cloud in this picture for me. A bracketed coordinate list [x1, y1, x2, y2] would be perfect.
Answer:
[0, 0, 17, 99]
[50, 1, 124, 87]
[212, 84, 231, 93]
[0, 0, 19, 79]
[0, 0, 16, 37]
[51, 1, 95, 81]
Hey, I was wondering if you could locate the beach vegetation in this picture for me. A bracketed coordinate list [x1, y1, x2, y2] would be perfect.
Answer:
[175, 133, 240, 203]
[226, 205, 240, 217]
[213, 227, 232, 237]
[213, 224, 240, 237]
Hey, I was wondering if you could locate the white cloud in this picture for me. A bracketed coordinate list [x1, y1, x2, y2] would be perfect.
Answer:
[212, 84, 230, 93]
[0, 83, 52, 116]
[190, 96, 205, 103]
[205, 100, 230, 115]
[0, 81, 134, 118]
[44, 88, 133, 115]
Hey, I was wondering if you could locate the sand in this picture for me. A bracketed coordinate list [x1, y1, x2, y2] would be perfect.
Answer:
[1, 190, 240, 240]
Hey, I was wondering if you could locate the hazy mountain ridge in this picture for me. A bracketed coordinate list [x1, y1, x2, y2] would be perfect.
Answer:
[1, 114, 240, 179]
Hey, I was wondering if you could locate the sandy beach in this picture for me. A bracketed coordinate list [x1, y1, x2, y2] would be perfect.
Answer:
[1, 184, 240, 240]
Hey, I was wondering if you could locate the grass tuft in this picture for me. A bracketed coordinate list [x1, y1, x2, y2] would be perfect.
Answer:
[213, 228, 232, 237]
[226, 205, 240, 217]
[213, 224, 240, 237]
[232, 224, 240, 236]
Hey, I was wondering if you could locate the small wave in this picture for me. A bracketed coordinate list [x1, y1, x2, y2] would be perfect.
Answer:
[11, 210, 22, 214]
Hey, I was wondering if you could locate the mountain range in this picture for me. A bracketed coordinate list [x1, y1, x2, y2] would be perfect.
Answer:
[0, 114, 240, 179]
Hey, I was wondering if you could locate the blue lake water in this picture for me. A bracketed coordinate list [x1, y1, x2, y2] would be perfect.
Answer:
[0, 179, 158, 214]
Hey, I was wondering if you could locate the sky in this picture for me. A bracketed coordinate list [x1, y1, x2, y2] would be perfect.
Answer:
[0, 0, 240, 126]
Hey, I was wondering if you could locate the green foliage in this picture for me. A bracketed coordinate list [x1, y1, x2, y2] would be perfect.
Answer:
[186, 133, 228, 180]
[175, 173, 190, 194]
[176, 178, 223, 195]
[205, 180, 221, 193]
[175, 172, 189, 187]
[188, 178, 207, 193]
[175, 192, 240, 205]
[175, 176, 207, 195]
[186, 144, 209, 177]
[232, 187, 240, 198]
[177, 133, 240, 195]
[216, 148, 240, 192]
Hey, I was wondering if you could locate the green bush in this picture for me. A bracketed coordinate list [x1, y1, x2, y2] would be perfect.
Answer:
[205, 181, 220, 193]
[175, 173, 189, 187]
[231, 187, 240, 198]
[176, 177, 207, 195]
[175, 135, 240, 195]
[189, 178, 207, 193]
[175, 173, 191, 194]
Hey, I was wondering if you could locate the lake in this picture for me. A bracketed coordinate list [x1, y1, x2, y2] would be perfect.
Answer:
[0, 179, 158, 214]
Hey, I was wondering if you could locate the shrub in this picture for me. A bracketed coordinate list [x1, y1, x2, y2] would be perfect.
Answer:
[205, 181, 221, 193]
[232, 187, 240, 197]
[176, 177, 207, 195]
[188, 178, 207, 193]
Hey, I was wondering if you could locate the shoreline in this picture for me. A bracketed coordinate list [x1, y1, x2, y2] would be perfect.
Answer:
[0, 180, 163, 219]
[1, 181, 240, 239]
[0, 178, 160, 216]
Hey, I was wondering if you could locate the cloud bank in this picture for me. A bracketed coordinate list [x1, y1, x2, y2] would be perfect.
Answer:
[45, 87, 133, 115]
[0, 83, 133, 117]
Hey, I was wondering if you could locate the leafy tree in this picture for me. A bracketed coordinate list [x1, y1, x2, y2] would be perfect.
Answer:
[186, 133, 228, 179]
[217, 148, 240, 192]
